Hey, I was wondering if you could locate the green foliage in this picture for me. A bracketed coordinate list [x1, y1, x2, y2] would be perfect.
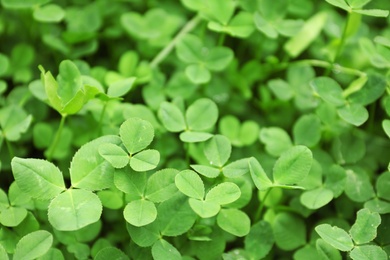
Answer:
[1, 0, 389, 258]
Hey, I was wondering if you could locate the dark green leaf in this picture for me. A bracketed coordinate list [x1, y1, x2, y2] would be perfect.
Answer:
[244, 220, 274, 259]
[273, 213, 306, 251]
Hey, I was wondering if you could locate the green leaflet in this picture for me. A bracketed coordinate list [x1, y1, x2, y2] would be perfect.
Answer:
[13, 230, 53, 260]
[11, 157, 65, 200]
[152, 239, 181, 260]
[273, 146, 313, 186]
[70, 135, 121, 190]
[120, 117, 154, 154]
[315, 224, 354, 252]
[48, 189, 102, 231]
[124, 199, 157, 227]
[175, 170, 205, 200]
[350, 208, 381, 244]
[217, 208, 250, 237]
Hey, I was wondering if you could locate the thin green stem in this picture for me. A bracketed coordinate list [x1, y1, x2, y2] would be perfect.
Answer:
[278, 59, 366, 77]
[150, 15, 202, 68]
[217, 33, 226, 46]
[47, 115, 67, 161]
[97, 102, 108, 136]
[325, 12, 352, 75]
[254, 188, 272, 222]
[333, 12, 352, 64]
[5, 138, 14, 159]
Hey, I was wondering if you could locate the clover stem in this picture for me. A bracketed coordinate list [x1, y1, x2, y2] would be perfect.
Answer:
[97, 101, 108, 136]
[5, 138, 14, 159]
[254, 188, 272, 222]
[47, 115, 67, 161]
[150, 14, 202, 68]
[217, 33, 226, 46]
[325, 11, 352, 75]
[184, 142, 190, 165]
[279, 59, 366, 77]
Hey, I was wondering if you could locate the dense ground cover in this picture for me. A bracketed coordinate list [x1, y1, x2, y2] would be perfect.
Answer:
[0, 0, 390, 259]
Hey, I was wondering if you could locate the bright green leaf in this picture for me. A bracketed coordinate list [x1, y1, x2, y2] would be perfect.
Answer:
[353, 9, 389, 17]
[337, 104, 369, 126]
[311, 77, 345, 106]
[217, 209, 250, 237]
[315, 224, 354, 252]
[377, 172, 390, 200]
[70, 135, 121, 190]
[126, 221, 160, 247]
[248, 157, 273, 191]
[13, 230, 53, 260]
[345, 168, 375, 202]
[190, 164, 221, 178]
[325, 0, 350, 10]
[158, 102, 186, 132]
[107, 77, 136, 98]
[350, 245, 388, 260]
[186, 98, 218, 131]
[175, 170, 205, 200]
[157, 193, 197, 236]
[98, 143, 129, 168]
[259, 127, 293, 157]
[293, 114, 322, 147]
[284, 12, 327, 57]
[206, 182, 241, 205]
[33, 4, 65, 23]
[48, 189, 102, 231]
[0, 207, 27, 227]
[316, 238, 342, 260]
[120, 118, 154, 154]
[300, 187, 333, 209]
[186, 63, 210, 84]
[145, 168, 179, 203]
[204, 47, 234, 71]
[273, 146, 313, 185]
[124, 199, 157, 227]
[189, 198, 220, 218]
[350, 208, 381, 244]
[223, 158, 249, 178]
[11, 157, 65, 200]
[203, 135, 231, 167]
[152, 239, 181, 260]
[130, 149, 160, 172]
[0, 105, 33, 141]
